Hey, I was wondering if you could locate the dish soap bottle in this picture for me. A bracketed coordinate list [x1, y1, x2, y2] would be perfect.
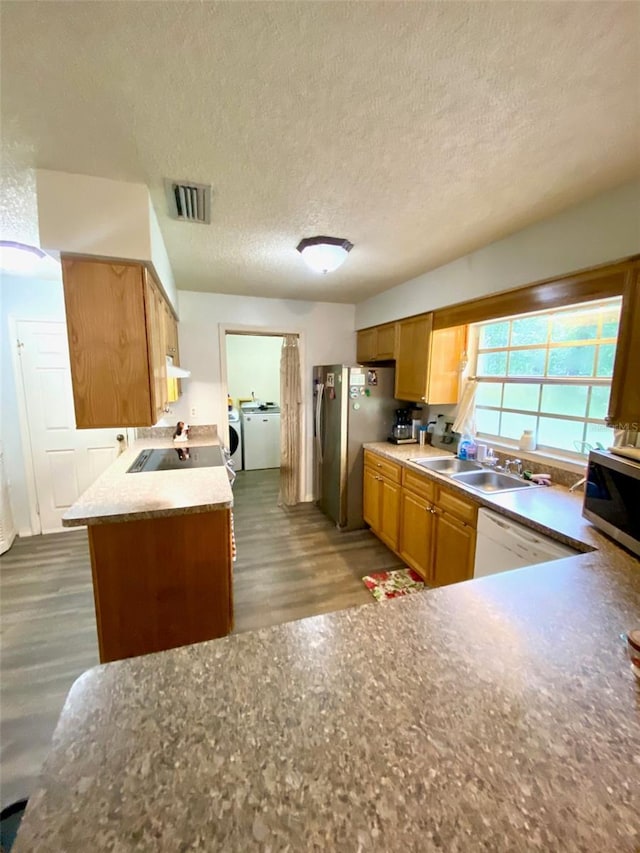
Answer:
[457, 433, 477, 460]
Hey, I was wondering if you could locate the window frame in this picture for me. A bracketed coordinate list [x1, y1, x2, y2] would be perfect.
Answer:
[472, 297, 621, 458]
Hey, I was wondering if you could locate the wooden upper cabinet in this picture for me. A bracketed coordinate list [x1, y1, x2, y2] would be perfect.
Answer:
[394, 314, 433, 401]
[143, 272, 168, 423]
[164, 301, 179, 360]
[395, 315, 466, 404]
[427, 326, 467, 405]
[376, 324, 396, 359]
[357, 323, 396, 363]
[62, 257, 176, 429]
[607, 262, 640, 428]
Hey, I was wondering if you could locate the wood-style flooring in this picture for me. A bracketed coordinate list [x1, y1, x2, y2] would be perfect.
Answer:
[0, 469, 403, 806]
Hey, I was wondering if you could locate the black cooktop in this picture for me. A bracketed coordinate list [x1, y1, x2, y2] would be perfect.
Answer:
[127, 446, 224, 473]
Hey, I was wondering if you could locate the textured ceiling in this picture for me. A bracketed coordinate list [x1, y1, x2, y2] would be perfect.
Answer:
[1, 1, 639, 303]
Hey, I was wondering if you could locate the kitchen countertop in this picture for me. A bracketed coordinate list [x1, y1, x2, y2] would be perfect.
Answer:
[62, 437, 233, 527]
[15, 546, 640, 851]
[16, 441, 640, 851]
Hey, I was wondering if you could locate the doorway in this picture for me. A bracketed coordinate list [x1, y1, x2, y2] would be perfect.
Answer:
[225, 333, 283, 472]
[11, 319, 128, 534]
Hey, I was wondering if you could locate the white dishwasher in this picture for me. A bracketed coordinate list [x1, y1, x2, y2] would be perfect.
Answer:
[474, 508, 578, 578]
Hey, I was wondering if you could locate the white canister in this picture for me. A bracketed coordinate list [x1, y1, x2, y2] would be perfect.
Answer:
[476, 443, 488, 462]
[519, 430, 536, 451]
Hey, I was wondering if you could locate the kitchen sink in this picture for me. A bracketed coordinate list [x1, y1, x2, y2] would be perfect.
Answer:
[450, 470, 535, 494]
[414, 457, 483, 475]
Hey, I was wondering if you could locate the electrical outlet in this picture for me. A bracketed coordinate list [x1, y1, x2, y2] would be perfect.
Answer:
[190, 407, 197, 418]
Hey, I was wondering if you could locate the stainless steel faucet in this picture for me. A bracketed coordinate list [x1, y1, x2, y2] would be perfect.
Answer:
[504, 458, 523, 476]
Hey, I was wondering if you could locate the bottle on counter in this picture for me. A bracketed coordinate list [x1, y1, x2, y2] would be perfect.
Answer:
[458, 433, 477, 460]
[519, 429, 536, 451]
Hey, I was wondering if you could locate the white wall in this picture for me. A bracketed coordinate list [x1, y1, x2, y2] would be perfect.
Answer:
[226, 334, 283, 406]
[36, 170, 178, 311]
[356, 180, 640, 328]
[171, 292, 357, 499]
[0, 273, 66, 534]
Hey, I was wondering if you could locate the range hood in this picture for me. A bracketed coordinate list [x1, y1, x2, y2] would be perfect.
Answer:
[166, 355, 191, 379]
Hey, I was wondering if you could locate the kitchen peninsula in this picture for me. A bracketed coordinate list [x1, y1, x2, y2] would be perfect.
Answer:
[62, 435, 234, 662]
[14, 527, 640, 852]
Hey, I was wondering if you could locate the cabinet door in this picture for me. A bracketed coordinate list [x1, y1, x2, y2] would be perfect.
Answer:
[431, 510, 476, 587]
[376, 323, 396, 359]
[394, 314, 433, 402]
[357, 328, 377, 363]
[378, 478, 401, 552]
[62, 258, 153, 428]
[427, 325, 466, 405]
[165, 306, 179, 360]
[363, 467, 381, 530]
[144, 276, 168, 422]
[607, 263, 640, 428]
[399, 488, 433, 582]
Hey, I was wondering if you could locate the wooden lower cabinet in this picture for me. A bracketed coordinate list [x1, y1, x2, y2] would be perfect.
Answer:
[363, 466, 381, 530]
[431, 510, 476, 586]
[363, 462, 401, 552]
[399, 488, 434, 582]
[379, 478, 401, 552]
[88, 509, 233, 663]
[365, 452, 478, 588]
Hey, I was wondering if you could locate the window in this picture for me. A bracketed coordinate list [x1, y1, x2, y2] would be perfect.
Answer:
[473, 297, 621, 455]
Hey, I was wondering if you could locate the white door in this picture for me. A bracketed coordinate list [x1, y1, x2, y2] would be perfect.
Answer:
[16, 320, 122, 534]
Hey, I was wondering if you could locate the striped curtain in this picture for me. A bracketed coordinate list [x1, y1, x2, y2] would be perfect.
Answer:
[279, 334, 302, 506]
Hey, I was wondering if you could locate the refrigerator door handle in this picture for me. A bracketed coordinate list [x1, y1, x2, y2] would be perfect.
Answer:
[315, 383, 324, 462]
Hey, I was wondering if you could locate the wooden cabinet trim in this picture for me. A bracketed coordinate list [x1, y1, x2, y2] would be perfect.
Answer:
[432, 259, 635, 330]
[607, 262, 640, 427]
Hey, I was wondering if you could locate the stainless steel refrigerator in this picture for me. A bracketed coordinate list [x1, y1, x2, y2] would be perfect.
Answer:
[313, 365, 399, 530]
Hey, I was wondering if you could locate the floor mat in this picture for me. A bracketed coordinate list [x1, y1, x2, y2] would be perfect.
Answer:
[362, 568, 425, 601]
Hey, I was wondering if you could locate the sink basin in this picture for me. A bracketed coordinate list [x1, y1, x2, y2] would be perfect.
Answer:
[450, 470, 535, 493]
[414, 457, 483, 475]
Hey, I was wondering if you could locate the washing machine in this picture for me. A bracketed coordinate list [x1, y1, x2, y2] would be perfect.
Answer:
[228, 407, 243, 470]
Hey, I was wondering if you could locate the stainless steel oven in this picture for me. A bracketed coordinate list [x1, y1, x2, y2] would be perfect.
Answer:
[583, 450, 640, 556]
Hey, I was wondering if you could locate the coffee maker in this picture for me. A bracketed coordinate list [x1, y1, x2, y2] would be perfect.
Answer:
[388, 408, 417, 444]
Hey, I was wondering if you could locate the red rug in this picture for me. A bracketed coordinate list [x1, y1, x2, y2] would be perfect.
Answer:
[362, 568, 425, 601]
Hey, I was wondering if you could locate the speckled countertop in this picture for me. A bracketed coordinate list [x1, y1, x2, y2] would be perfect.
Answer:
[15, 550, 640, 852]
[17, 441, 640, 851]
[62, 437, 232, 526]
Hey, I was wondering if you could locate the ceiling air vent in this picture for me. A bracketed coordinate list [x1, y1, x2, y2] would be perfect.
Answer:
[165, 179, 211, 224]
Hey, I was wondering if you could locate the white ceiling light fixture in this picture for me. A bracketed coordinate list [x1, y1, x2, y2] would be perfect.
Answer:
[296, 236, 353, 275]
[0, 241, 59, 276]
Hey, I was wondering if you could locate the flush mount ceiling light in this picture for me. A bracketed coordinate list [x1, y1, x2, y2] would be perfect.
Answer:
[0, 241, 53, 276]
[296, 236, 353, 274]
